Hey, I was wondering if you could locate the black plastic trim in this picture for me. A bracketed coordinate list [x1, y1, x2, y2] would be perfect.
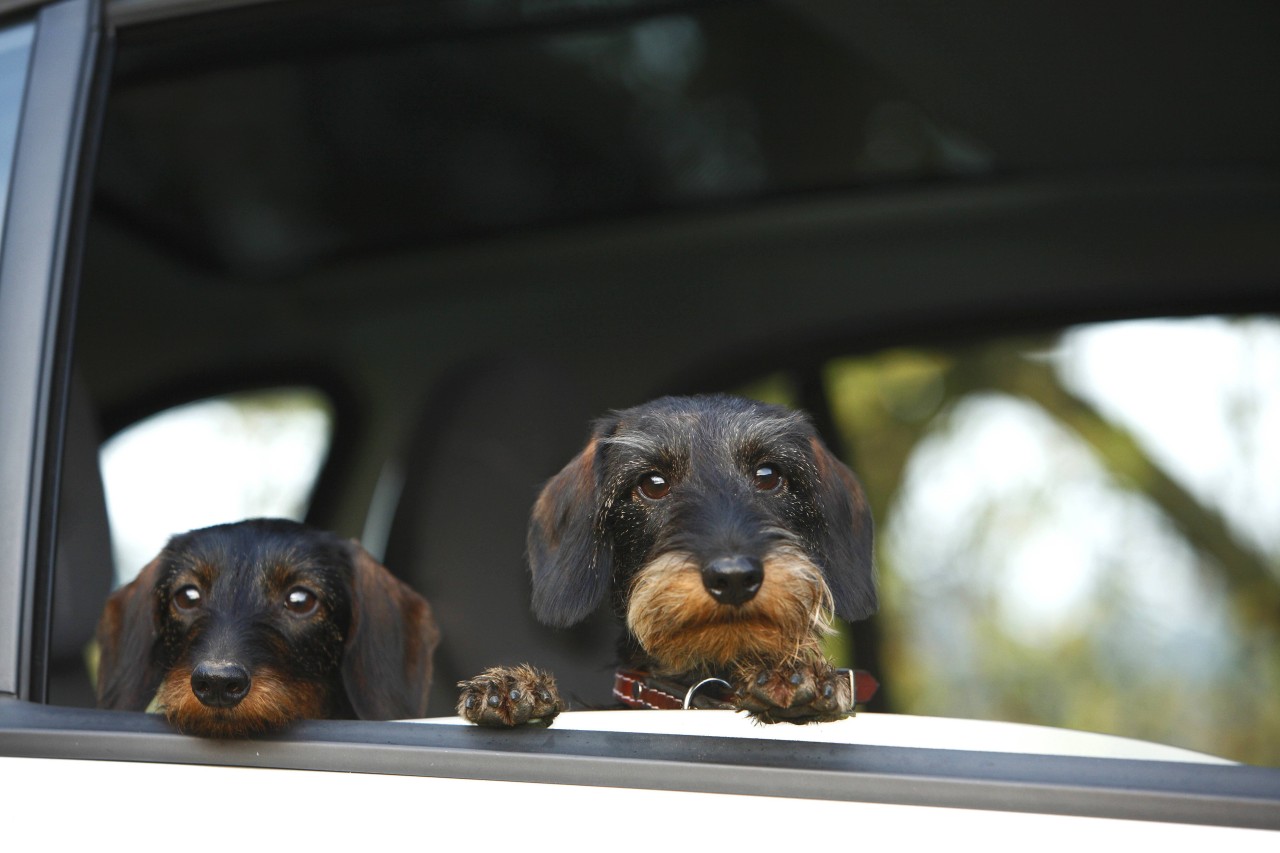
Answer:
[2, 701, 1278, 829]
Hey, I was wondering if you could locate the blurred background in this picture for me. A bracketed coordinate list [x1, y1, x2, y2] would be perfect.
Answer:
[101, 314, 1280, 762]
[796, 316, 1277, 763]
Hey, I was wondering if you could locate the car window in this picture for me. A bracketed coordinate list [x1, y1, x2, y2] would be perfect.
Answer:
[74, 0, 1280, 759]
[100, 388, 334, 585]
[743, 315, 1280, 764]
[94, 1, 986, 282]
[0, 21, 35, 240]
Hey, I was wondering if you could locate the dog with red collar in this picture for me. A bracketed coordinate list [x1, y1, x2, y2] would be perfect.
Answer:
[459, 395, 877, 726]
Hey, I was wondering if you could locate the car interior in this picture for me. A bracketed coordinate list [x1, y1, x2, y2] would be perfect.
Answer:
[39, 0, 1280, 758]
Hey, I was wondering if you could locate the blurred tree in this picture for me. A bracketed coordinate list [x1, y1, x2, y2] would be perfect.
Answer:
[816, 325, 1280, 764]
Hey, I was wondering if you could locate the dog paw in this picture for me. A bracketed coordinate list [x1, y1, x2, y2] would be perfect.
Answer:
[733, 657, 853, 724]
[457, 664, 564, 728]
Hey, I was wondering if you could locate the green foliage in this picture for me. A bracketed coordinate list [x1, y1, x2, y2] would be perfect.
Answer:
[813, 324, 1280, 765]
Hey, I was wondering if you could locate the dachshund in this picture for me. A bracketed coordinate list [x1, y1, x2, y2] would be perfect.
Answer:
[458, 394, 876, 726]
[95, 518, 438, 738]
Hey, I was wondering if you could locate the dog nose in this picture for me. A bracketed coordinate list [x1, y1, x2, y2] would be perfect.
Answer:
[191, 661, 251, 708]
[701, 556, 764, 605]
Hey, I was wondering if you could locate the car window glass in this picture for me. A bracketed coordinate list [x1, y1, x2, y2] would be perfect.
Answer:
[0, 21, 35, 239]
[95, 3, 988, 282]
[771, 315, 1280, 763]
[100, 388, 333, 586]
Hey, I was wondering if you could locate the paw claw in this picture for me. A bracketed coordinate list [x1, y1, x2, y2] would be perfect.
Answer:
[733, 656, 852, 724]
[457, 665, 565, 728]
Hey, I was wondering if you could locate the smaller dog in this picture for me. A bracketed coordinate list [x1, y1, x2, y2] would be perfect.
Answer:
[459, 394, 876, 726]
[96, 518, 438, 738]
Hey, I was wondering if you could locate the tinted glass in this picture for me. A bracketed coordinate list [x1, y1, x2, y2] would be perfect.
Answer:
[96, 3, 985, 280]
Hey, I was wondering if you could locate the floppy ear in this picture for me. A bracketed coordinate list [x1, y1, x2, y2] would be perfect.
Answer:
[95, 556, 165, 710]
[527, 436, 613, 627]
[809, 436, 878, 622]
[341, 543, 439, 720]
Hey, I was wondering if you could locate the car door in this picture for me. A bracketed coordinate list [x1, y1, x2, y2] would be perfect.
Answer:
[1, 3, 1279, 849]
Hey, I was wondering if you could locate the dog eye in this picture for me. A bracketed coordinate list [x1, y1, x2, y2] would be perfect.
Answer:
[172, 585, 202, 611]
[284, 587, 319, 616]
[637, 472, 671, 501]
[753, 464, 783, 492]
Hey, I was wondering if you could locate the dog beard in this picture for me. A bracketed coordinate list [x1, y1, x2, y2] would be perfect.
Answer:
[155, 664, 329, 738]
[625, 545, 835, 675]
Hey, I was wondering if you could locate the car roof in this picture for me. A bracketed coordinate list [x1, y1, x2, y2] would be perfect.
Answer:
[83, 0, 1280, 423]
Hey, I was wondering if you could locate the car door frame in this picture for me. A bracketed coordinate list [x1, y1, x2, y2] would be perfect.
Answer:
[0, 0, 104, 704]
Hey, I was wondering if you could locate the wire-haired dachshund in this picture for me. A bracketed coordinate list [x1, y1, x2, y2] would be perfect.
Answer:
[95, 518, 438, 738]
[459, 394, 877, 726]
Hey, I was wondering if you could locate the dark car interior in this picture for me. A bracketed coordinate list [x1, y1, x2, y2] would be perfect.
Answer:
[44, 0, 1280, 738]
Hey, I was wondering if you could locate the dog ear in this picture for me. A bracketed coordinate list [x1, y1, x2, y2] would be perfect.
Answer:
[95, 556, 165, 710]
[809, 436, 878, 622]
[528, 436, 613, 627]
[342, 543, 439, 720]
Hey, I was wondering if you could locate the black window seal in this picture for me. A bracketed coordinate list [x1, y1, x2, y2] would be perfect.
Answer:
[104, 0, 711, 30]
[2, 699, 1279, 830]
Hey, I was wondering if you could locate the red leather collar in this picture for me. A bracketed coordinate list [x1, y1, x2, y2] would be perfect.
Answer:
[613, 667, 879, 711]
[614, 669, 688, 710]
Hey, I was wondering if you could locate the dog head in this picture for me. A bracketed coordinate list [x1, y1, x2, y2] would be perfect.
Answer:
[95, 518, 438, 737]
[528, 395, 875, 672]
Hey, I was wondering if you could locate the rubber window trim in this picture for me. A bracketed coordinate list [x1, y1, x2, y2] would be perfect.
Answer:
[2, 699, 1278, 830]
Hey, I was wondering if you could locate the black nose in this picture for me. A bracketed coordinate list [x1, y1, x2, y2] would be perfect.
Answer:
[701, 556, 764, 606]
[191, 661, 251, 708]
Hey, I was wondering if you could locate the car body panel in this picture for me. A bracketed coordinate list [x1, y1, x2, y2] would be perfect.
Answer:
[5, 751, 1278, 851]
[4, 700, 1277, 833]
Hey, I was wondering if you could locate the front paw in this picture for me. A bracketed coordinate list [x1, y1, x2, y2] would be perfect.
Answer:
[457, 664, 564, 728]
[733, 658, 853, 724]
